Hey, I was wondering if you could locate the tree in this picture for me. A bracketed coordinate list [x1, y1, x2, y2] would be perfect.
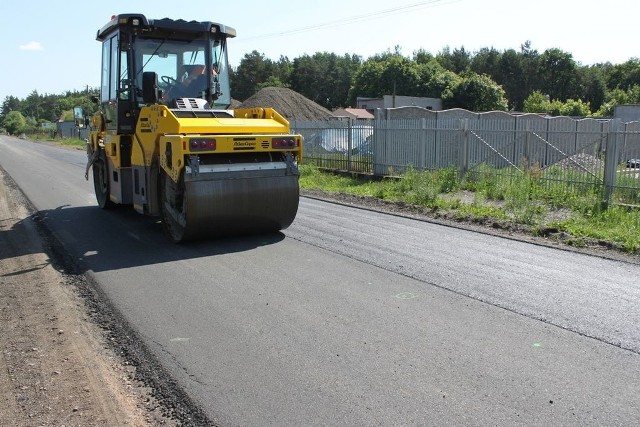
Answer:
[470, 47, 501, 78]
[576, 66, 606, 112]
[349, 53, 419, 104]
[444, 72, 508, 111]
[519, 41, 541, 97]
[559, 99, 591, 117]
[413, 48, 435, 65]
[1, 96, 22, 121]
[256, 75, 289, 91]
[416, 62, 461, 99]
[22, 90, 43, 122]
[3, 111, 27, 135]
[436, 46, 471, 74]
[232, 51, 278, 101]
[537, 48, 579, 102]
[349, 58, 385, 103]
[380, 55, 421, 96]
[593, 85, 640, 117]
[523, 90, 550, 113]
[290, 52, 360, 109]
[604, 58, 640, 91]
[495, 49, 526, 110]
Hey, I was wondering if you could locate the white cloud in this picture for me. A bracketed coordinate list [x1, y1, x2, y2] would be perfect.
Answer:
[19, 41, 44, 51]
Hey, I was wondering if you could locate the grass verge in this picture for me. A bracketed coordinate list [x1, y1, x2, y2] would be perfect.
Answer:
[299, 164, 640, 254]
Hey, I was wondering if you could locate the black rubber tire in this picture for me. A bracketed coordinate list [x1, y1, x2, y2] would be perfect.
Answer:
[160, 171, 188, 243]
[92, 151, 113, 209]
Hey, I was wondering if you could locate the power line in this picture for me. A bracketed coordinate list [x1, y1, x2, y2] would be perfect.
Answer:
[238, 0, 463, 42]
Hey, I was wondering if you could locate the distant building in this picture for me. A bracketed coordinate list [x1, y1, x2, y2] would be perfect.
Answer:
[56, 120, 89, 139]
[332, 108, 374, 120]
[613, 104, 640, 123]
[356, 95, 442, 113]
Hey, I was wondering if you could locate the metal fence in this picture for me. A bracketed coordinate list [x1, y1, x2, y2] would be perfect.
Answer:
[291, 110, 640, 206]
[291, 119, 374, 173]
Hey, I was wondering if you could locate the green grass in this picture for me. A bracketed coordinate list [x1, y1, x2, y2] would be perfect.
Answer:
[299, 163, 640, 254]
[57, 138, 86, 148]
[26, 133, 86, 149]
[551, 206, 640, 253]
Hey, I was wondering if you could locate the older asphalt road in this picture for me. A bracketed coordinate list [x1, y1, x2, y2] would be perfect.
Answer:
[1, 135, 639, 426]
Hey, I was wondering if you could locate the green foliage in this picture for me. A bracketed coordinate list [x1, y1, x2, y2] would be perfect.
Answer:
[525, 95, 591, 117]
[480, 42, 540, 111]
[444, 72, 508, 111]
[300, 163, 640, 254]
[547, 99, 565, 116]
[605, 58, 640, 91]
[436, 46, 471, 74]
[60, 110, 75, 121]
[455, 203, 508, 222]
[470, 47, 502, 78]
[1, 95, 22, 118]
[59, 137, 87, 148]
[290, 52, 361, 109]
[395, 168, 443, 205]
[3, 111, 27, 134]
[495, 48, 528, 111]
[4, 42, 640, 123]
[256, 76, 289, 91]
[412, 49, 435, 64]
[559, 99, 591, 116]
[298, 164, 358, 192]
[523, 90, 549, 113]
[502, 172, 546, 225]
[538, 48, 580, 101]
[577, 65, 607, 112]
[232, 51, 283, 101]
[554, 206, 640, 252]
[349, 53, 420, 101]
[462, 166, 509, 200]
[594, 85, 640, 117]
[1, 88, 98, 137]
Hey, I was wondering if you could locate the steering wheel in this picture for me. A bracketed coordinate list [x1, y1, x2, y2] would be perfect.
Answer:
[161, 75, 178, 86]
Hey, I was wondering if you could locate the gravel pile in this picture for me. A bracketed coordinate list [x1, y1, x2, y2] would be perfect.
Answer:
[555, 153, 603, 171]
[238, 87, 334, 120]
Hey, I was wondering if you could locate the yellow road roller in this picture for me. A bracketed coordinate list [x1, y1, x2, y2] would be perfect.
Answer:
[85, 14, 302, 242]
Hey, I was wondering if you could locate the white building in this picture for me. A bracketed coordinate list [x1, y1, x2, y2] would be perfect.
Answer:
[356, 95, 442, 112]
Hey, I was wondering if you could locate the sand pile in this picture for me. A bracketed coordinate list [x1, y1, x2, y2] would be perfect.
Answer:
[238, 87, 334, 120]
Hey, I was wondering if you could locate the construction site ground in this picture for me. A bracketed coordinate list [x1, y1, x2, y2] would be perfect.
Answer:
[0, 166, 178, 426]
[1, 130, 638, 426]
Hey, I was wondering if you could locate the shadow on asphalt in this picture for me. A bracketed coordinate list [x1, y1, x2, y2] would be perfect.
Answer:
[15, 203, 286, 274]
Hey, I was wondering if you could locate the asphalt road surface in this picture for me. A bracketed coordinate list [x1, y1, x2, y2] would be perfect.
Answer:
[1, 135, 639, 426]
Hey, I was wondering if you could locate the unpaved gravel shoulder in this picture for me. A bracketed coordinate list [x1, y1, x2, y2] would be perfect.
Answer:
[0, 167, 176, 426]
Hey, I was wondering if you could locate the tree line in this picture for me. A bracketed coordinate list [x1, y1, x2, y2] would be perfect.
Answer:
[1, 89, 99, 135]
[3, 41, 640, 135]
[232, 42, 640, 116]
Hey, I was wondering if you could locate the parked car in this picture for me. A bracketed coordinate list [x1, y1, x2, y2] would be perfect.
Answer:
[627, 159, 640, 168]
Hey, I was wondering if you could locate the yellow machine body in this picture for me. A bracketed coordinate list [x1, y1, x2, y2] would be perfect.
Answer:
[87, 14, 302, 242]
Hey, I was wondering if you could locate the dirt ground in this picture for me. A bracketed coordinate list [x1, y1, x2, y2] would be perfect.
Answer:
[0, 167, 178, 427]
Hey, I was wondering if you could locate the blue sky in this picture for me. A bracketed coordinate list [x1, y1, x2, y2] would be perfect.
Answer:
[0, 0, 637, 102]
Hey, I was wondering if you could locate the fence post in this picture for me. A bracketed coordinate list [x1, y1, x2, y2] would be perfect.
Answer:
[524, 124, 531, 170]
[602, 119, 621, 208]
[347, 118, 353, 172]
[419, 118, 426, 170]
[459, 118, 469, 180]
[373, 108, 385, 176]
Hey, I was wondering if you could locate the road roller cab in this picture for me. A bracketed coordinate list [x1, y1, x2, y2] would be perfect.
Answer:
[86, 14, 302, 242]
